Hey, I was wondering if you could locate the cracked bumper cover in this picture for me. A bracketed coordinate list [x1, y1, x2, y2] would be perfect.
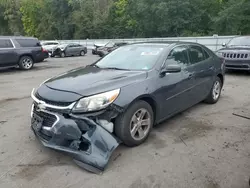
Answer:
[31, 110, 120, 174]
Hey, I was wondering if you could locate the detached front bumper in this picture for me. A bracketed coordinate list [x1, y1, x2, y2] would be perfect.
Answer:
[30, 97, 120, 174]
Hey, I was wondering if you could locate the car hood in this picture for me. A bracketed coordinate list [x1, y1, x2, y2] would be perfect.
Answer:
[94, 43, 106, 48]
[217, 46, 250, 53]
[44, 66, 147, 96]
[43, 45, 57, 51]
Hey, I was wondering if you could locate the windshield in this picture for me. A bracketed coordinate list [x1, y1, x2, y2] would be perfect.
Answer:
[105, 41, 115, 47]
[58, 44, 68, 48]
[95, 45, 165, 70]
[228, 37, 250, 46]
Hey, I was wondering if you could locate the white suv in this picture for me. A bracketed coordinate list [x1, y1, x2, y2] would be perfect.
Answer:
[41, 41, 60, 55]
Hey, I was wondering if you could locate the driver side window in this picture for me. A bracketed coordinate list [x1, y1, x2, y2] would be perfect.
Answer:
[166, 45, 189, 68]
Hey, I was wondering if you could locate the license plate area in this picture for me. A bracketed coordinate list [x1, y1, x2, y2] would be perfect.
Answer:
[32, 113, 43, 132]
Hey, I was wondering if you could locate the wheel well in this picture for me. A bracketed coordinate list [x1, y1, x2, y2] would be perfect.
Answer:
[138, 97, 157, 123]
[217, 74, 224, 86]
[19, 54, 34, 62]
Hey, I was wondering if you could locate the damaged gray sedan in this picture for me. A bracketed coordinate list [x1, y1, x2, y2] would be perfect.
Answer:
[30, 42, 225, 173]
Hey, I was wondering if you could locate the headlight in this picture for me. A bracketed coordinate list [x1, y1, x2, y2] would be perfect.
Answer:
[72, 89, 120, 113]
[216, 51, 224, 57]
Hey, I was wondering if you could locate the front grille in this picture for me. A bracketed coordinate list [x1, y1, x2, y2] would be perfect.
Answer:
[33, 105, 57, 127]
[35, 92, 73, 107]
[223, 53, 248, 59]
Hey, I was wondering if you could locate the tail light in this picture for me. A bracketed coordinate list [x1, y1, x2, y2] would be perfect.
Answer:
[42, 48, 47, 52]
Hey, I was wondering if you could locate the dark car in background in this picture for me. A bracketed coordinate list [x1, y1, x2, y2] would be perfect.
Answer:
[97, 42, 128, 57]
[30, 41, 225, 173]
[216, 36, 250, 71]
[0, 36, 45, 70]
[51, 43, 87, 58]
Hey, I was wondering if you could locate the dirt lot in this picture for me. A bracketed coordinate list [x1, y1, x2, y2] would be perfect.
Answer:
[0, 54, 250, 188]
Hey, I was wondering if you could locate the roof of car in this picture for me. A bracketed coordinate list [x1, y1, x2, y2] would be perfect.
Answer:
[0, 36, 38, 40]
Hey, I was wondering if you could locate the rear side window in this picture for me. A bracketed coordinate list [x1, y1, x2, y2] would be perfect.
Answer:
[188, 45, 207, 64]
[16, 39, 41, 47]
[0, 39, 14, 48]
[203, 48, 210, 59]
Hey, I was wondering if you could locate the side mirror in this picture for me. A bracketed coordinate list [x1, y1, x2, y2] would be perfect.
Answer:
[222, 43, 226, 47]
[160, 64, 181, 75]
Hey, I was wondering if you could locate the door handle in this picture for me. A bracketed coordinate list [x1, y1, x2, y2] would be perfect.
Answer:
[188, 74, 193, 79]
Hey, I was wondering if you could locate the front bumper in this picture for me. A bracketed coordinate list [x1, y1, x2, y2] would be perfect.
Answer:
[225, 60, 250, 70]
[30, 93, 120, 174]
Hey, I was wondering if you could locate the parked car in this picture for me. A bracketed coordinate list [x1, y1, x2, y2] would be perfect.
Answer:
[97, 42, 128, 57]
[30, 41, 225, 173]
[0, 36, 45, 70]
[92, 42, 107, 55]
[51, 43, 87, 58]
[41, 41, 60, 56]
[216, 36, 250, 71]
[41, 48, 49, 60]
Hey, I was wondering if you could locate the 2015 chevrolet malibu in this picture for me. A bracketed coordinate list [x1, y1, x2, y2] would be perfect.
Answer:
[31, 42, 225, 173]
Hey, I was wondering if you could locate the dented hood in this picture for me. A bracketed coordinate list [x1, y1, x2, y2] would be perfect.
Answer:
[45, 66, 147, 96]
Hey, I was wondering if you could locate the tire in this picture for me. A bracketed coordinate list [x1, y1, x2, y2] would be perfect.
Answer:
[204, 77, 222, 104]
[115, 100, 154, 147]
[80, 50, 85, 56]
[60, 51, 66, 58]
[18, 56, 34, 70]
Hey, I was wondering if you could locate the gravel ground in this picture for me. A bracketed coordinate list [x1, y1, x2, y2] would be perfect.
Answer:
[0, 54, 250, 188]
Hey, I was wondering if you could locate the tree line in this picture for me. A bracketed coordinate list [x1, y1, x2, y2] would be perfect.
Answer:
[0, 0, 249, 40]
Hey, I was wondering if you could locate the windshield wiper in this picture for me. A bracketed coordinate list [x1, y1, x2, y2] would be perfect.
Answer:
[88, 64, 100, 68]
[101, 67, 131, 71]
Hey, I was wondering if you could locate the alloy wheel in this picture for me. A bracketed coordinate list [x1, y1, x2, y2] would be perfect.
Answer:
[212, 81, 221, 100]
[130, 108, 151, 141]
[22, 58, 33, 69]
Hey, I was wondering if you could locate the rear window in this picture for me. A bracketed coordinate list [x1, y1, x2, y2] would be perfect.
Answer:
[42, 42, 59, 45]
[0, 39, 14, 48]
[16, 39, 41, 47]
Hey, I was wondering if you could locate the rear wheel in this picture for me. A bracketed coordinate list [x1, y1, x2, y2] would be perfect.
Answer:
[115, 100, 154, 147]
[18, 56, 34, 70]
[204, 77, 222, 104]
[80, 50, 85, 56]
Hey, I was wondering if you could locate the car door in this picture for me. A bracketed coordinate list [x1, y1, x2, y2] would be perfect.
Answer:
[156, 45, 195, 120]
[75, 44, 82, 55]
[0, 39, 18, 67]
[65, 44, 74, 55]
[187, 45, 215, 104]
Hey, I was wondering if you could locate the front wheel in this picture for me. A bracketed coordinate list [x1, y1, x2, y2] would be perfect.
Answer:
[60, 52, 66, 58]
[204, 77, 222, 104]
[115, 100, 154, 147]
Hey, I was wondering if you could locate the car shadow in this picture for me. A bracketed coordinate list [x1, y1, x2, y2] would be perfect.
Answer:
[0, 65, 61, 74]
[226, 70, 250, 76]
